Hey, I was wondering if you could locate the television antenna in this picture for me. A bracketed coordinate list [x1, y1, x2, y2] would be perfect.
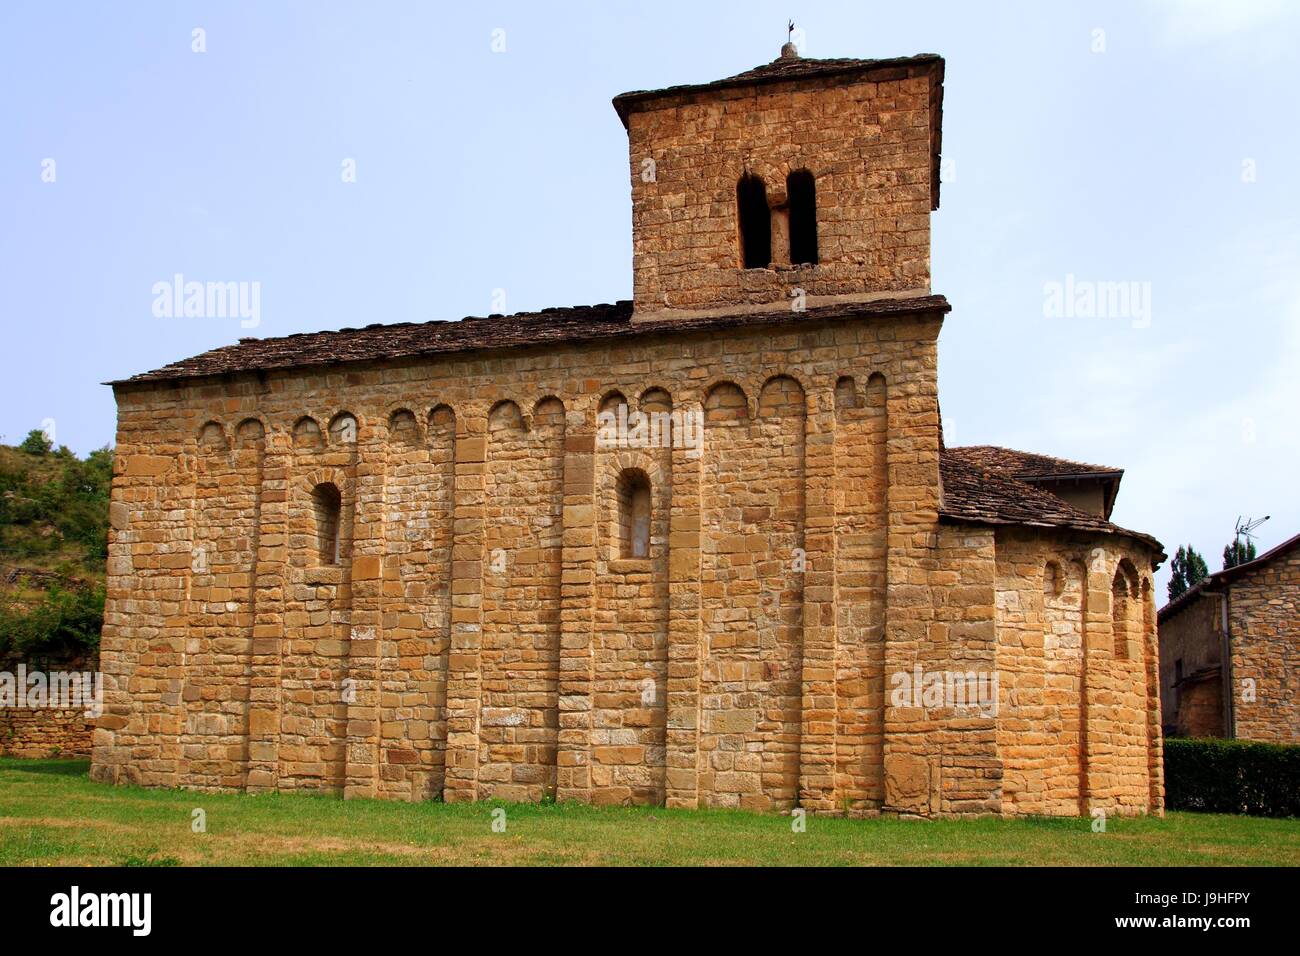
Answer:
[1234, 515, 1270, 547]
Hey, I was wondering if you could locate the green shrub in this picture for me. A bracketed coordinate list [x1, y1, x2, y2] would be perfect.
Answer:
[0, 582, 104, 664]
[18, 430, 52, 456]
[1164, 737, 1300, 817]
[0, 444, 112, 570]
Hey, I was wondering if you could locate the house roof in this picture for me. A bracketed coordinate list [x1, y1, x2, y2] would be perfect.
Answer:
[943, 445, 1122, 481]
[612, 51, 945, 210]
[938, 448, 1162, 556]
[108, 294, 951, 387]
[1158, 532, 1300, 624]
[944, 444, 1124, 519]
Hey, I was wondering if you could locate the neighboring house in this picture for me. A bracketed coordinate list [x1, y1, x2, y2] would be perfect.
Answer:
[1158, 533, 1300, 743]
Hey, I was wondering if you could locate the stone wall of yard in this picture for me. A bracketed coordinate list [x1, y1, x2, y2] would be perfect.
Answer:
[0, 707, 91, 758]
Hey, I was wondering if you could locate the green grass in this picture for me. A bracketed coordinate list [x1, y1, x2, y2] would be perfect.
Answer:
[2, 757, 1298, 866]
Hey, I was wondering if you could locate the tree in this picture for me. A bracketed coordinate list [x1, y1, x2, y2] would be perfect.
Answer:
[1168, 544, 1209, 601]
[0, 582, 104, 664]
[19, 428, 52, 456]
[1223, 538, 1257, 570]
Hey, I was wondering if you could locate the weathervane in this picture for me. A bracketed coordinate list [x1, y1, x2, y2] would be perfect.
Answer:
[782, 19, 799, 58]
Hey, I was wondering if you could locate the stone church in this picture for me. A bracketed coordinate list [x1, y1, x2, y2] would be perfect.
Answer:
[92, 45, 1166, 817]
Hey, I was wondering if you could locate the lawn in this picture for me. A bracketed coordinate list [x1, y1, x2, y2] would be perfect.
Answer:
[2, 757, 1297, 866]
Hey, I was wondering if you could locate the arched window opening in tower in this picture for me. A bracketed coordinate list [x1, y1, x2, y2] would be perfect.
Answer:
[737, 173, 771, 269]
[787, 169, 818, 265]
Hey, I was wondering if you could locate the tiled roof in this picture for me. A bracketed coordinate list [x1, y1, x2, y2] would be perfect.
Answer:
[939, 449, 1162, 554]
[612, 52, 943, 125]
[943, 445, 1122, 479]
[612, 52, 945, 210]
[109, 294, 951, 386]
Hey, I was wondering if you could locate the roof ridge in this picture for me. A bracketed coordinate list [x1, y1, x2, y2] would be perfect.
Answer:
[108, 294, 950, 386]
[230, 299, 635, 344]
[947, 444, 1123, 476]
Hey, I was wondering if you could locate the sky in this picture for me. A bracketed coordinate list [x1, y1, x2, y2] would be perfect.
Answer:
[1, 0, 1297, 599]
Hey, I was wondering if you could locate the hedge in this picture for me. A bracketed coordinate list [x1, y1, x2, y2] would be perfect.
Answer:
[1164, 737, 1300, 817]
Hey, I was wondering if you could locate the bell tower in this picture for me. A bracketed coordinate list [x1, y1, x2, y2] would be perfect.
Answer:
[613, 45, 944, 320]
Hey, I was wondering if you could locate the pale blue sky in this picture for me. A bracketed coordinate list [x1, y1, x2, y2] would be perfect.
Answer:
[2, 0, 1297, 596]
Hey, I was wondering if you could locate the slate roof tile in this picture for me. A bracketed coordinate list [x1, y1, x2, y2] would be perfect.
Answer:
[939, 449, 1161, 555]
[943, 445, 1122, 479]
[110, 295, 950, 385]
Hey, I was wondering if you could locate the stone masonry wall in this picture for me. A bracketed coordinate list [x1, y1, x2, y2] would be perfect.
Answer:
[479, 398, 564, 800]
[181, 420, 263, 788]
[696, 376, 805, 810]
[626, 63, 935, 317]
[1229, 547, 1300, 743]
[277, 420, 356, 791]
[591, 390, 671, 806]
[0, 653, 95, 759]
[92, 310, 1161, 815]
[375, 406, 454, 799]
[995, 529, 1163, 817]
[1, 709, 92, 758]
[1157, 592, 1222, 734]
[831, 373, 886, 809]
[882, 523, 1002, 817]
[1176, 677, 1224, 739]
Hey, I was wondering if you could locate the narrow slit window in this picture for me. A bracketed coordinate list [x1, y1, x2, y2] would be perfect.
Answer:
[737, 173, 771, 269]
[616, 469, 652, 559]
[1043, 560, 1063, 597]
[312, 482, 342, 565]
[787, 169, 818, 265]
[1112, 571, 1131, 659]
